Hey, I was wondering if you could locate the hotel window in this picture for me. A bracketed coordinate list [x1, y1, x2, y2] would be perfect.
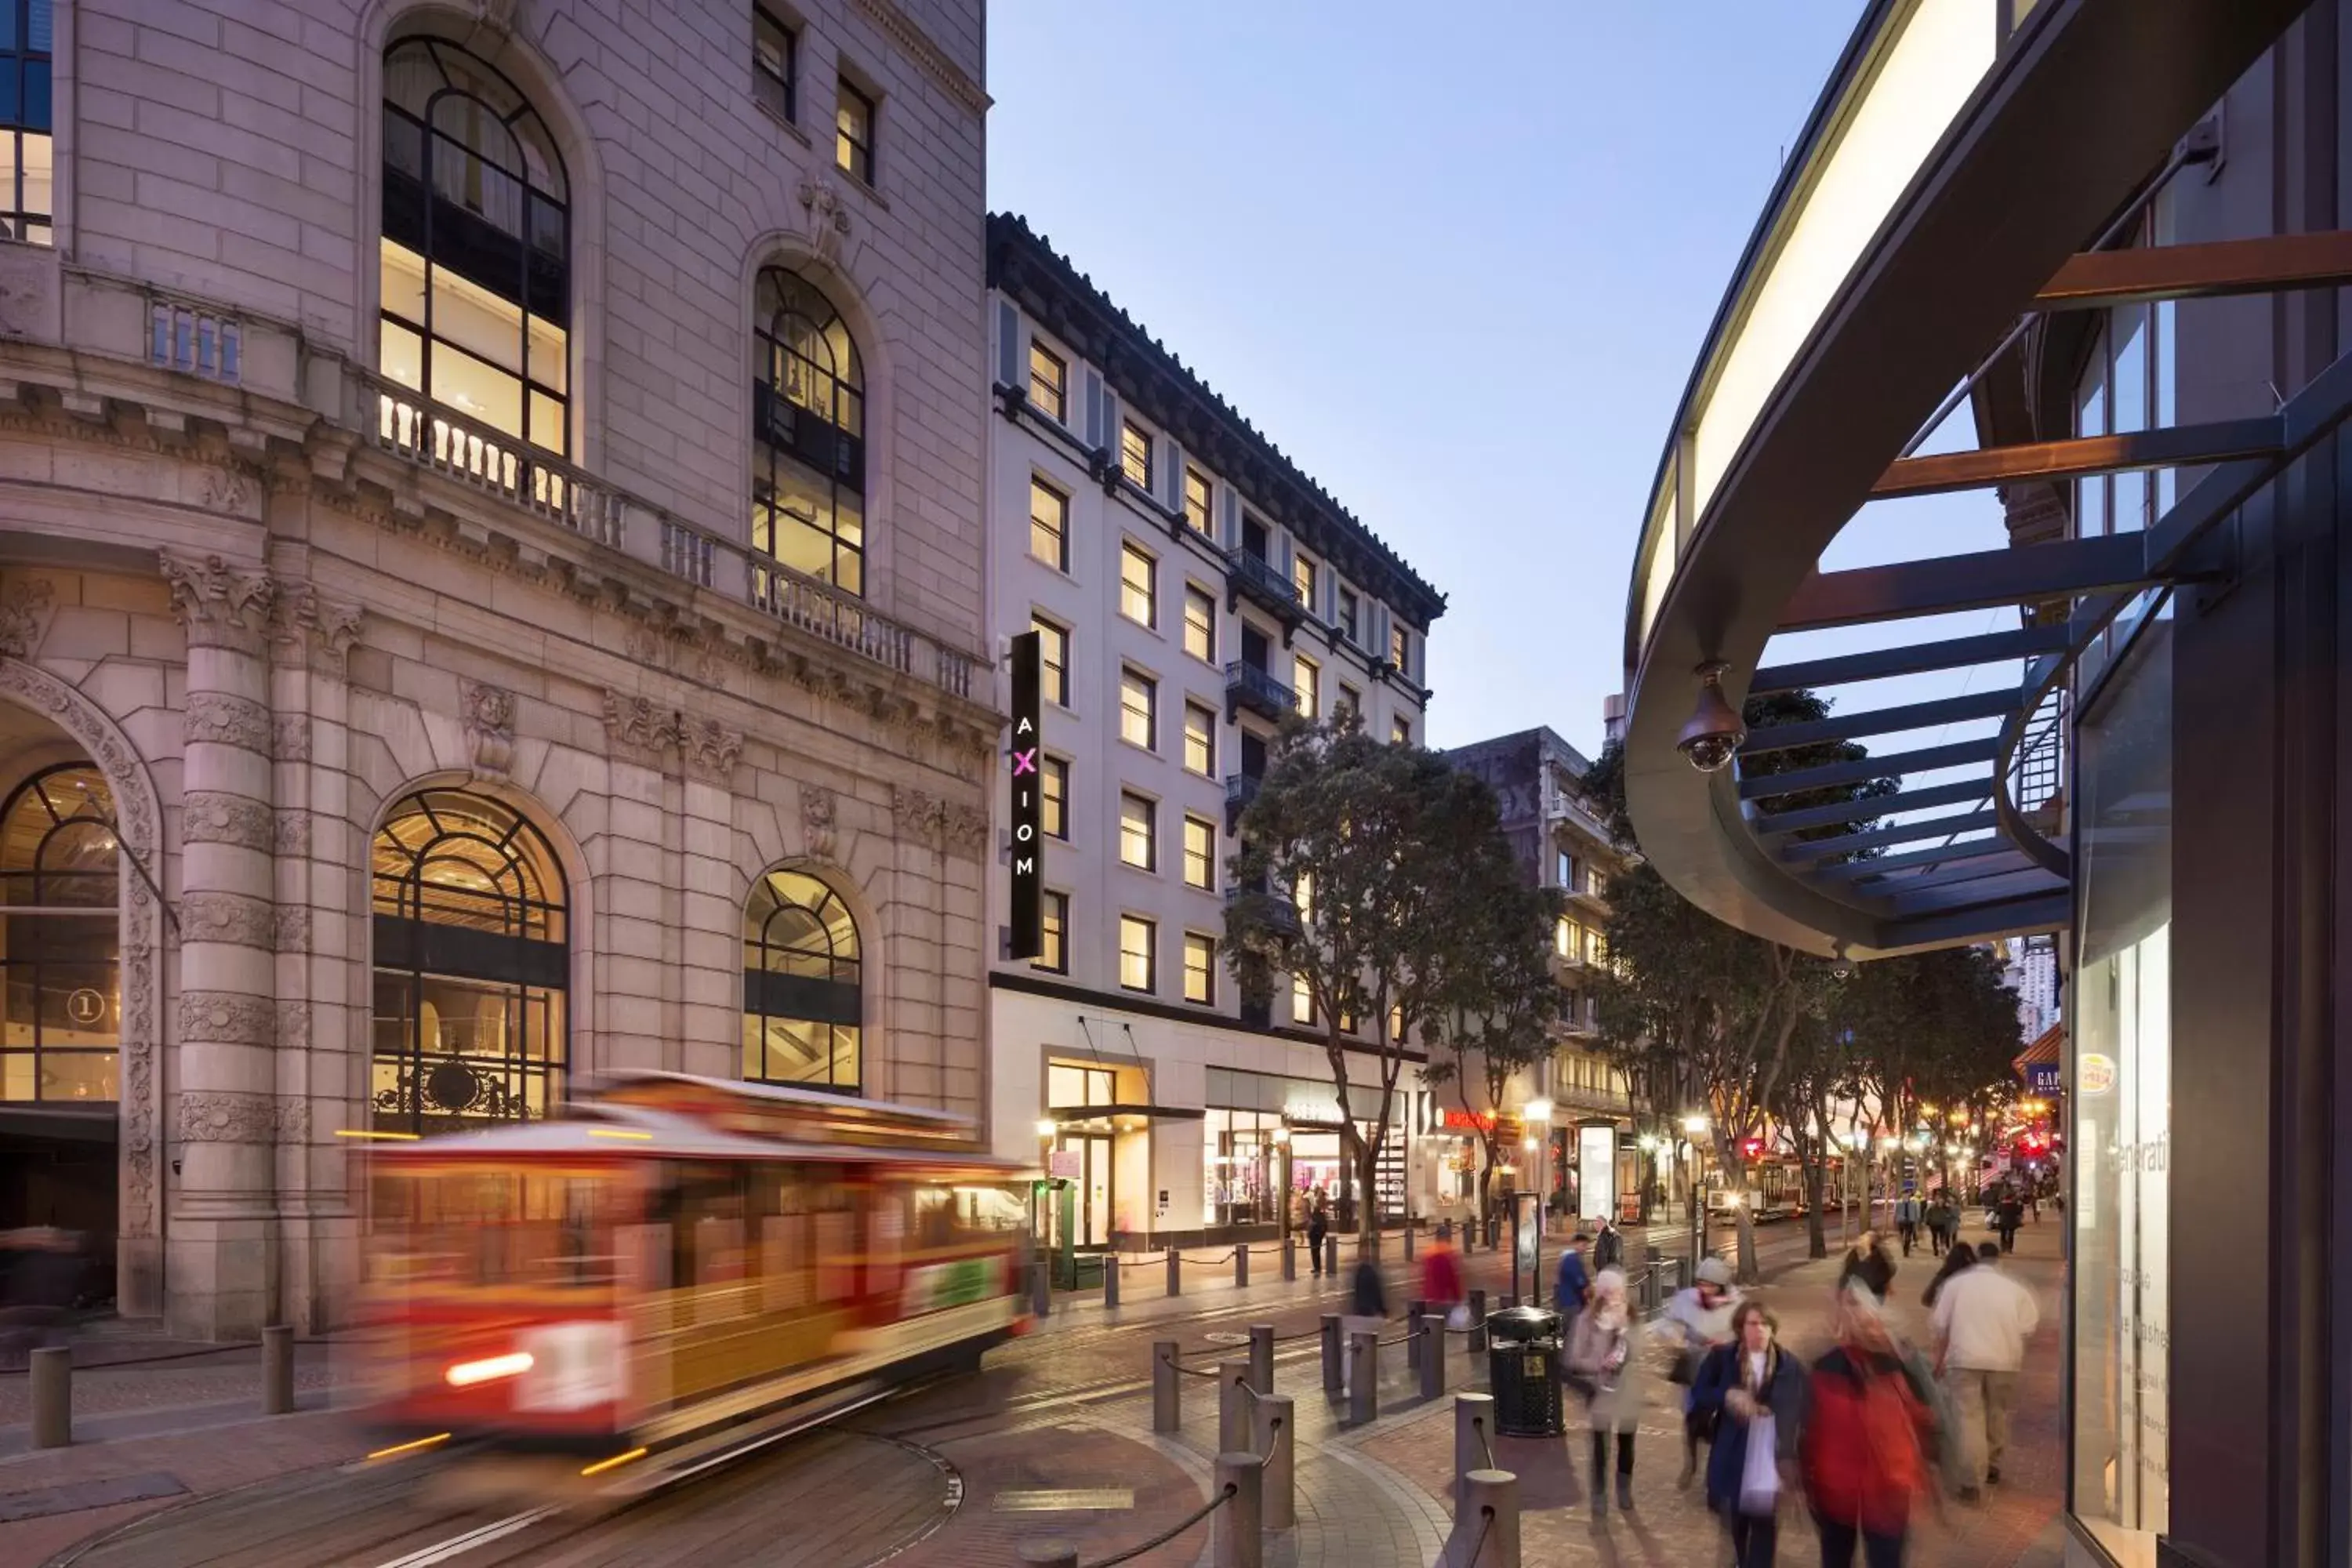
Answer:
[1029, 342, 1068, 423]
[1183, 933, 1216, 1004]
[753, 267, 866, 593]
[1336, 684, 1361, 727]
[1555, 917, 1573, 957]
[1120, 419, 1153, 489]
[1292, 553, 1317, 610]
[380, 37, 571, 457]
[1119, 792, 1156, 872]
[1338, 586, 1359, 645]
[1392, 716, 1412, 746]
[0, 765, 121, 1104]
[1558, 850, 1577, 889]
[1183, 466, 1214, 535]
[1588, 867, 1606, 899]
[1183, 586, 1217, 662]
[1182, 815, 1215, 890]
[835, 76, 875, 183]
[1184, 702, 1216, 777]
[1292, 973, 1316, 1027]
[1040, 757, 1069, 840]
[752, 7, 796, 122]
[1120, 668, 1156, 750]
[1033, 891, 1068, 974]
[1033, 616, 1069, 706]
[1293, 870, 1314, 924]
[741, 869, 862, 1094]
[1293, 654, 1319, 718]
[1120, 542, 1156, 626]
[1030, 477, 1069, 570]
[1118, 916, 1156, 993]
[0, 0, 51, 243]
[1389, 622, 1410, 677]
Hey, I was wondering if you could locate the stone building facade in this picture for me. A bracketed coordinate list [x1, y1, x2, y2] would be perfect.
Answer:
[0, 0, 994, 1338]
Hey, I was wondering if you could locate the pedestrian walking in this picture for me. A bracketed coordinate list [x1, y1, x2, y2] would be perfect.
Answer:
[0, 1227, 82, 1367]
[1802, 1284, 1937, 1566]
[1932, 1240, 2039, 1500]
[1920, 1238, 1977, 1309]
[1308, 1198, 1330, 1278]
[1422, 1220, 1465, 1319]
[1894, 1194, 1921, 1257]
[1995, 1191, 2024, 1253]
[1839, 1230, 1896, 1301]
[1923, 1196, 1953, 1257]
[1691, 1298, 1805, 1567]
[1593, 1213, 1625, 1272]
[1341, 1247, 1388, 1397]
[1555, 1229, 1594, 1318]
[1565, 1265, 1646, 1517]
[1660, 1255, 1742, 1489]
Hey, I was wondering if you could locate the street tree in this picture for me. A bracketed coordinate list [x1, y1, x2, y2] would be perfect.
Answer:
[1768, 1008, 1864, 1259]
[1225, 719, 1519, 1244]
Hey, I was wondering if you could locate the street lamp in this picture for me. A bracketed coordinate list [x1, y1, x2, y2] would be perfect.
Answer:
[1034, 1118, 1058, 1141]
[1682, 1113, 1710, 1135]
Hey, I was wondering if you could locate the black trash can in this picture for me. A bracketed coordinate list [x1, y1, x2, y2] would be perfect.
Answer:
[1485, 1305, 1565, 1436]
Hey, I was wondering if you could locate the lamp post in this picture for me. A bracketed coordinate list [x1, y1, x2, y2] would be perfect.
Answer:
[1682, 1113, 1710, 1272]
[1523, 1099, 1555, 1229]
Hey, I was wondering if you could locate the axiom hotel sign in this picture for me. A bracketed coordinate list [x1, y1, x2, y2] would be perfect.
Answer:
[1007, 631, 1043, 960]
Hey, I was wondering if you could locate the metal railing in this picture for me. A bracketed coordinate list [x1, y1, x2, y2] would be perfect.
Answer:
[1225, 660, 1294, 713]
[2010, 685, 2067, 814]
[349, 369, 980, 704]
[1225, 547, 1301, 611]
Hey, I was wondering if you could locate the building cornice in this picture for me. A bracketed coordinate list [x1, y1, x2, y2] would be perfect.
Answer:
[852, 0, 990, 117]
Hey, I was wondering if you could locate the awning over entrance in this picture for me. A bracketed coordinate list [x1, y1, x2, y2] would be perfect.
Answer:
[0, 1104, 117, 1143]
[1043, 1103, 1203, 1135]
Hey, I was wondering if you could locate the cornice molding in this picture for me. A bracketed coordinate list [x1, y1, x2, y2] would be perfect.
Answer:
[851, 0, 989, 116]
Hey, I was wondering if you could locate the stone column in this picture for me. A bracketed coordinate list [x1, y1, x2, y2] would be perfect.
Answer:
[162, 553, 281, 1340]
[679, 715, 745, 1083]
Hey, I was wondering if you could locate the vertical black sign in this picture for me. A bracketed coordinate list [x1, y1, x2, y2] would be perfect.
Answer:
[1007, 631, 1044, 958]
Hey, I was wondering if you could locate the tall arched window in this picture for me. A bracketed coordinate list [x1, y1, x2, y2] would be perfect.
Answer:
[371, 790, 567, 1133]
[0, 765, 118, 1102]
[742, 869, 861, 1093]
[379, 37, 570, 456]
[753, 268, 866, 596]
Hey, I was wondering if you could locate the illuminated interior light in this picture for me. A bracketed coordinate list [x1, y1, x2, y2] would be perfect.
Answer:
[587, 1128, 654, 1141]
[368, 1432, 452, 1460]
[336, 1129, 420, 1141]
[445, 1351, 534, 1388]
[580, 1446, 648, 1478]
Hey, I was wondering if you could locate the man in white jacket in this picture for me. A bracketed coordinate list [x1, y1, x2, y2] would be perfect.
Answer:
[1931, 1240, 2040, 1501]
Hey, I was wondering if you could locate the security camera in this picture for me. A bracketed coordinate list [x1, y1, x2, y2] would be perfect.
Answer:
[1675, 661, 1747, 774]
[1828, 943, 1854, 982]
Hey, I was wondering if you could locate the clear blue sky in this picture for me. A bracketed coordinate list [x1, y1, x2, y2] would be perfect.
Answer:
[985, 2, 1982, 758]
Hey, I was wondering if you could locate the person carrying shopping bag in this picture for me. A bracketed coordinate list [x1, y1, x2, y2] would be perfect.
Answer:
[1802, 1283, 1939, 1566]
[1690, 1299, 1806, 1567]
[1565, 1266, 1650, 1518]
[1660, 1255, 1742, 1488]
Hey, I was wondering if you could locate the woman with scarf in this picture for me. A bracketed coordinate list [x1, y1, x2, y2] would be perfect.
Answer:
[1564, 1265, 1649, 1517]
[1692, 1299, 1807, 1566]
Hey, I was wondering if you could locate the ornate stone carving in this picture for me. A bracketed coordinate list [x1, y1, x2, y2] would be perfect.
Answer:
[200, 466, 253, 515]
[800, 785, 838, 859]
[602, 690, 683, 755]
[274, 1000, 311, 1051]
[462, 681, 517, 777]
[180, 790, 274, 851]
[889, 786, 987, 858]
[0, 242, 61, 343]
[683, 715, 745, 779]
[159, 552, 274, 650]
[0, 575, 52, 658]
[273, 810, 313, 858]
[275, 1098, 310, 1144]
[271, 714, 311, 763]
[175, 1091, 278, 1145]
[176, 990, 278, 1046]
[122, 942, 157, 1235]
[271, 585, 363, 673]
[797, 176, 853, 262]
[942, 802, 988, 855]
[472, 0, 524, 38]
[180, 890, 278, 950]
[274, 904, 311, 954]
[184, 691, 272, 753]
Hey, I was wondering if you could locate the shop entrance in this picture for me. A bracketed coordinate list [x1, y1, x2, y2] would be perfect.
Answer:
[1064, 1131, 1113, 1248]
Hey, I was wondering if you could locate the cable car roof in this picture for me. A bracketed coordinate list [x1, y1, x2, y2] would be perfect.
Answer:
[371, 1102, 1025, 1173]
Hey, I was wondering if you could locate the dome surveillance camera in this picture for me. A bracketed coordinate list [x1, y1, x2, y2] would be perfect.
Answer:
[1675, 661, 1746, 774]
[1829, 942, 1854, 982]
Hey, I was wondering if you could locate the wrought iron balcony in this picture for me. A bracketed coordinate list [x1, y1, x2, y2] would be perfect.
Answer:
[1225, 771, 1261, 832]
[1225, 878, 1302, 942]
[1225, 659, 1294, 724]
[1225, 548, 1306, 630]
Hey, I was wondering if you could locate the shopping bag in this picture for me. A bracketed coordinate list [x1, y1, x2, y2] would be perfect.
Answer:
[1739, 1410, 1780, 1515]
[1446, 1304, 1472, 1331]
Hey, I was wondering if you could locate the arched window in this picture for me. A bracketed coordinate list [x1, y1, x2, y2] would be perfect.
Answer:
[753, 268, 866, 596]
[742, 869, 860, 1093]
[0, 764, 118, 1102]
[371, 790, 567, 1133]
[379, 37, 570, 455]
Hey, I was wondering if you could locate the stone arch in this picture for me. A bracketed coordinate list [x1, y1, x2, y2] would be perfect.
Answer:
[350, 1, 612, 468]
[739, 235, 900, 613]
[737, 855, 882, 1097]
[0, 657, 169, 1307]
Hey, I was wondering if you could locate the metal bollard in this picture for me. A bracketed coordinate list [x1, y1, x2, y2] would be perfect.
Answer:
[1324, 1235, 1338, 1276]
[263, 1324, 294, 1415]
[1406, 1301, 1427, 1371]
[1454, 1392, 1495, 1516]
[1105, 1252, 1121, 1308]
[1457, 1468, 1522, 1567]
[1030, 1259, 1051, 1319]
[1403, 1222, 1417, 1262]
[1254, 1393, 1296, 1530]
[30, 1345, 70, 1449]
[1213, 1450, 1265, 1568]
[1219, 1360, 1254, 1454]
[1348, 1330, 1378, 1425]
[1468, 1288, 1489, 1356]
[1249, 1324, 1275, 1395]
[1017, 1542, 1078, 1568]
[1320, 1314, 1343, 1395]
[1640, 1243, 1662, 1312]
[1236, 1245, 1249, 1288]
[1167, 1247, 1181, 1297]
[1153, 1339, 1181, 1433]
[1281, 1237, 1296, 1281]
[1418, 1323, 1446, 1400]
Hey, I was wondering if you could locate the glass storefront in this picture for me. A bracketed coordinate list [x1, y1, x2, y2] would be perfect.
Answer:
[1204, 1065, 1405, 1229]
[1206, 1106, 1281, 1227]
[2071, 612, 2172, 1568]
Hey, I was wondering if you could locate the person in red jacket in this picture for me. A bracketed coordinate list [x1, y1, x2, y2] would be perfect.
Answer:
[1421, 1220, 1465, 1316]
[1801, 1283, 1938, 1567]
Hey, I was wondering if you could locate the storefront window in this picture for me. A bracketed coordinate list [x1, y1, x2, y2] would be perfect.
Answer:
[2071, 613, 2172, 1567]
[1205, 1107, 1281, 1227]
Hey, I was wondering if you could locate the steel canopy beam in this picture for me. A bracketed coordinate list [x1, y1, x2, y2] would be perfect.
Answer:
[1738, 738, 1999, 800]
[1885, 866, 2068, 917]
[1872, 416, 2280, 500]
[1741, 688, 2020, 754]
[1755, 777, 1990, 837]
[1782, 807, 2001, 861]
[1750, 624, 2072, 695]
[1854, 848, 2038, 894]
[1810, 837, 2017, 881]
[1777, 533, 2154, 633]
[2035, 230, 2352, 310]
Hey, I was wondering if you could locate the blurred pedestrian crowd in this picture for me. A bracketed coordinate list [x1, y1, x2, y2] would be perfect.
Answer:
[0, 1226, 95, 1366]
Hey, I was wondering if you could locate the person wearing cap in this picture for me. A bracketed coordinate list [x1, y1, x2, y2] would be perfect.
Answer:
[1555, 1229, 1593, 1318]
[1661, 1254, 1743, 1487]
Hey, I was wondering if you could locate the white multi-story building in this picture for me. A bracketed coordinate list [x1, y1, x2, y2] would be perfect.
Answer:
[982, 215, 1447, 1249]
[2002, 934, 2061, 1040]
[0, 0, 994, 1338]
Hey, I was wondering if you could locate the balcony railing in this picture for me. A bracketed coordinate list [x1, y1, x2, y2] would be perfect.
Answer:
[1225, 548, 1305, 622]
[1225, 659, 1294, 722]
[1225, 771, 1262, 832]
[350, 368, 978, 704]
[1225, 879, 1302, 941]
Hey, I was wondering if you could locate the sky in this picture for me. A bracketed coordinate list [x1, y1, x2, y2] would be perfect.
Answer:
[985, 2, 2010, 760]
